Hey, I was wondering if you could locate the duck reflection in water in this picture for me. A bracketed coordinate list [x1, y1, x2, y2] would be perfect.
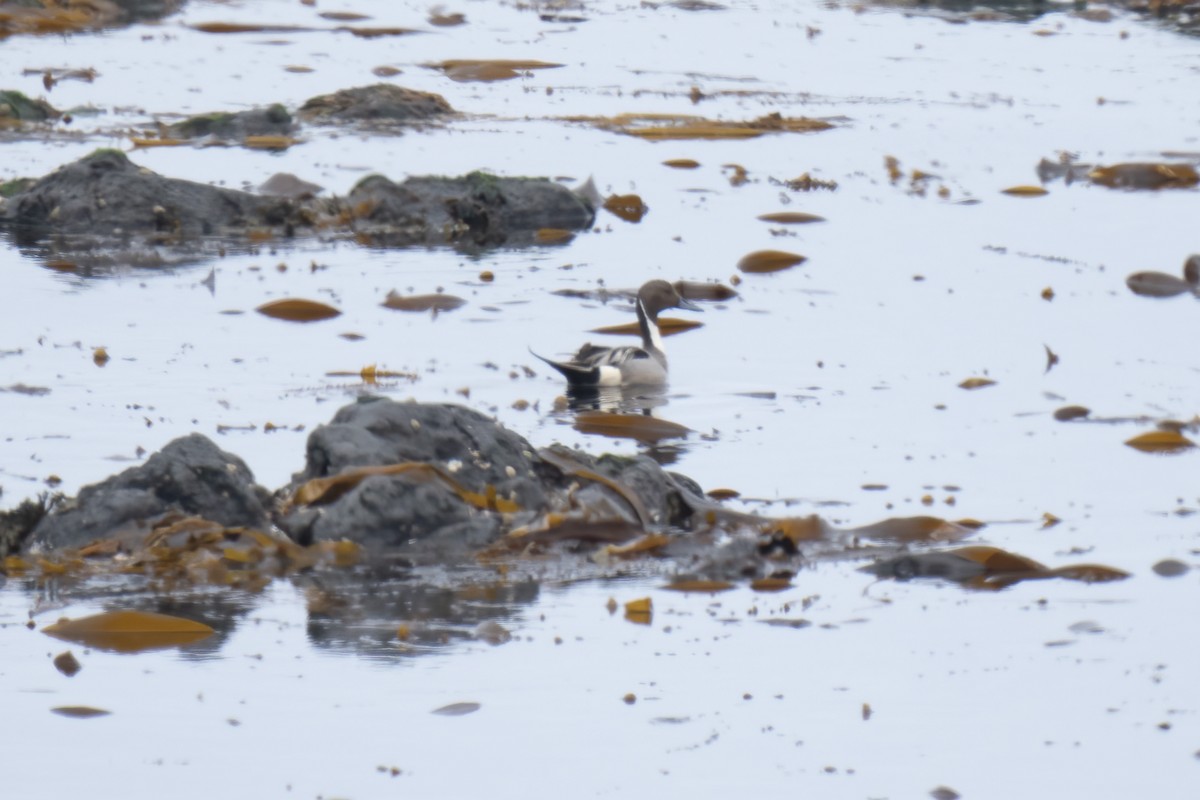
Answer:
[556, 385, 689, 467]
[560, 383, 670, 414]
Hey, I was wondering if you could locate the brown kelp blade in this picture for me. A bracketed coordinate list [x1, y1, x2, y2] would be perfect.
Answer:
[43, 610, 214, 654]
[573, 411, 691, 444]
[256, 298, 341, 322]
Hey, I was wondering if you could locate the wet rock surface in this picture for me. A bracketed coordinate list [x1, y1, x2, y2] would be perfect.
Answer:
[278, 397, 559, 549]
[1, 149, 301, 242]
[542, 445, 703, 529]
[29, 433, 272, 551]
[0, 149, 595, 254]
[165, 104, 295, 140]
[285, 474, 502, 551]
[297, 83, 455, 124]
[346, 171, 596, 247]
[291, 397, 557, 504]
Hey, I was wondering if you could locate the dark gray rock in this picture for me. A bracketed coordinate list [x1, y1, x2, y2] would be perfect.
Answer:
[1, 149, 300, 241]
[30, 433, 272, 550]
[278, 397, 553, 548]
[1, 151, 592, 255]
[346, 171, 596, 247]
[547, 446, 700, 529]
[293, 396, 556, 507]
[284, 473, 500, 548]
[166, 104, 294, 140]
[298, 84, 454, 123]
[18, 397, 708, 558]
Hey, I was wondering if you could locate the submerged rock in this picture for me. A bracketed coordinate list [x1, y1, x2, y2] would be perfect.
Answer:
[346, 171, 596, 247]
[298, 84, 454, 124]
[165, 104, 294, 140]
[30, 434, 272, 551]
[1, 149, 302, 241]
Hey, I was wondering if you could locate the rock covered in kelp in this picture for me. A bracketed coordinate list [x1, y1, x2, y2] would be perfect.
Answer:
[0, 90, 60, 122]
[278, 396, 558, 546]
[542, 445, 702, 529]
[283, 472, 503, 551]
[1, 149, 300, 239]
[298, 84, 454, 124]
[296, 397, 556, 496]
[13, 396, 707, 557]
[166, 104, 294, 140]
[275, 396, 706, 552]
[29, 434, 272, 551]
[346, 171, 596, 247]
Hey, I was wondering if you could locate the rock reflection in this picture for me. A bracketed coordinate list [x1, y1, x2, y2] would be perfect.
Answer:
[298, 559, 539, 659]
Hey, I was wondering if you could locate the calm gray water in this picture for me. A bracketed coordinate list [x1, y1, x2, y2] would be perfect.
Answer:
[2, 1, 1197, 797]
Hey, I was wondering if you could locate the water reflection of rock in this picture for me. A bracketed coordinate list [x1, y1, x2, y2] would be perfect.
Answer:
[298, 561, 540, 659]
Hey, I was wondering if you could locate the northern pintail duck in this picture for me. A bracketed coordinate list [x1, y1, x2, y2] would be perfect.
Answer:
[533, 279, 702, 387]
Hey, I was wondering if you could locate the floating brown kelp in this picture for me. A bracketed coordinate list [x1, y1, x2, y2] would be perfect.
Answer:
[381, 292, 467, 312]
[425, 59, 564, 82]
[256, 298, 342, 322]
[737, 250, 806, 274]
[863, 545, 1131, 590]
[566, 111, 833, 140]
[1088, 162, 1199, 190]
[43, 610, 215, 654]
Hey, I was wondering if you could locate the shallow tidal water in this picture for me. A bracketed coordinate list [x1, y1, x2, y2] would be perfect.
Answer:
[1, 1, 1198, 797]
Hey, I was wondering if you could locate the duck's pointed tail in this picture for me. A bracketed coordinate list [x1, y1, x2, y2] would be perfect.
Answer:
[529, 347, 600, 387]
